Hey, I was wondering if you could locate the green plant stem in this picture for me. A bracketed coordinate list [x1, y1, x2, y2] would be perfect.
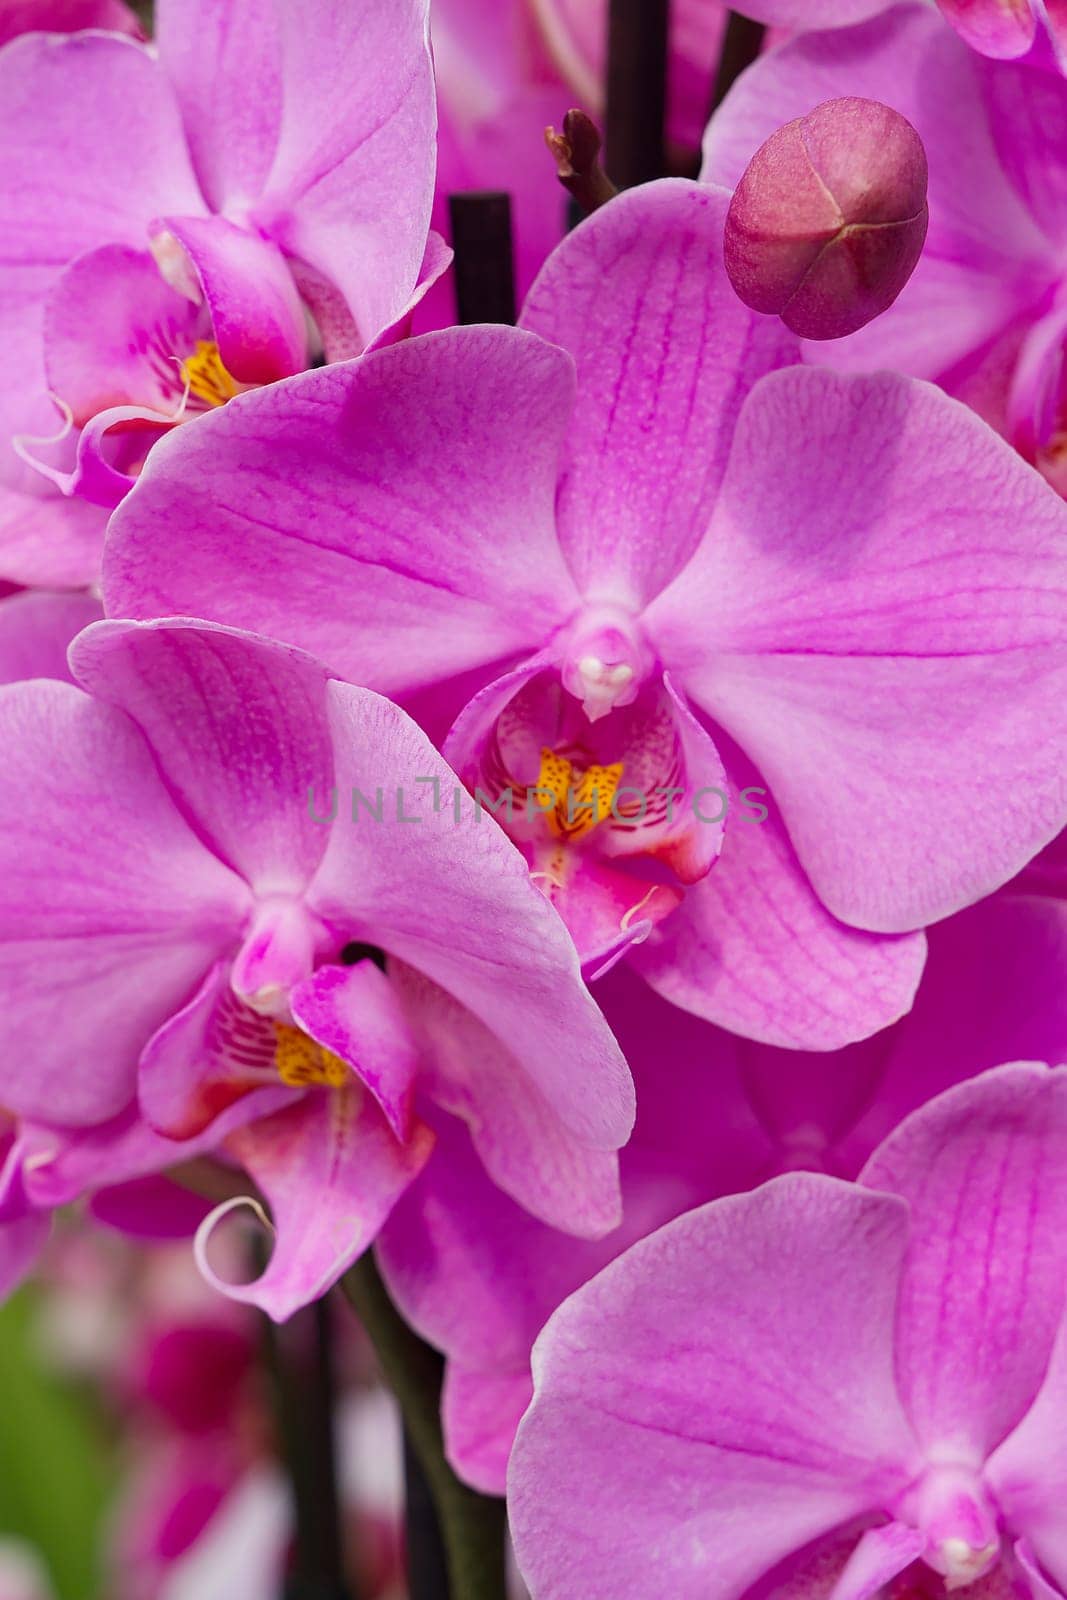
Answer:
[341, 1255, 508, 1600]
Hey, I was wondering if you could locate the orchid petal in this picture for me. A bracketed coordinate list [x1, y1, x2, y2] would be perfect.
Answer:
[152, 216, 308, 384]
[308, 681, 635, 1151]
[861, 1063, 1067, 1459]
[201, 1087, 434, 1320]
[103, 331, 579, 695]
[650, 368, 1067, 933]
[509, 1177, 919, 1600]
[520, 180, 797, 608]
[70, 619, 334, 894]
[0, 680, 249, 1124]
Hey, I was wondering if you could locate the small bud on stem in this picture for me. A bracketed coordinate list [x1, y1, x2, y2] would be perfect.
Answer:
[724, 96, 929, 340]
[545, 109, 619, 217]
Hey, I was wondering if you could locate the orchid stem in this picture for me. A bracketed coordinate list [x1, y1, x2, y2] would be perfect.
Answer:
[448, 192, 517, 326]
[605, 0, 669, 187]
[709, 12, 767, 115]
[340, 1255, 508, 1600]
[262, 1295, 353, 1600]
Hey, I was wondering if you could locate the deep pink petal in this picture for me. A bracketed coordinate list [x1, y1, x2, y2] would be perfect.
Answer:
[152, 216, 308, 384]
[861, 1064, 1067, 1460]
[291, 962, 420, 1143]
[937, 0, 1036, 57]
[0, 680, 249, 1124]
[509, 1178, 919, 1600]
[0, 0, 142, 44]
[650, 368, 1067, 933]
[200, 1087, 434, 1320]
[70, 619, 334, 894]
[843, 892, 1067, 1168]
[103, 330, 579, 695]
[520, 180, 797, 607]
[0, 589, 101, 684]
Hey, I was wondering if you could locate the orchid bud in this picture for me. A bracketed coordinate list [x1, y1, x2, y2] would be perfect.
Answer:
[724, 96, 929, 340]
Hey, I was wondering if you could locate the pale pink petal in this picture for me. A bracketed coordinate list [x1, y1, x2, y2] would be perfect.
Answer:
[650, 368, 1067, 933]
[308, 682, 635, 1150]
[442, 1366, 533, 1495]
[396, 969, 623, 1237]
[509, 1178, 919, 1600]
[70, 619, 333, 894]
[0, 680, 249, 1124]
[154, 0, 281, 211]
[103, 331, 579, 696]
[251, 0, 437, 347]
[861, 1064, 1067, 1459]
[987, 1315, 1067, 1593]
[520, 180, 797, 607]
[631, 745, 926, 1050]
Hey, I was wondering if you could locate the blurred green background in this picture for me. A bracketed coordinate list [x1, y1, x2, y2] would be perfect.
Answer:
[0, 1287, 117, 1599]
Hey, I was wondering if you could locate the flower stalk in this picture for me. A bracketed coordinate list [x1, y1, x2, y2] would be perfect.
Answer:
[341, 1255, 508, 1600]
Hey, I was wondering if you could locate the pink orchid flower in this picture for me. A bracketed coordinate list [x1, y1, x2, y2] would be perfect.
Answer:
[0, 618, 632, 1319]
[704, 4, 1067, 495]
[0, 0, 445, 588]
[511, 1061, 1067, 1599]
[378, 844, 1067, 1495]
[105, 180, 1067, 1050]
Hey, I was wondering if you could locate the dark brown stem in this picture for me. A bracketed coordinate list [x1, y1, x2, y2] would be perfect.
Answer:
[448, 193, 517, 326]
[545, 110, 618, 217]
[262, 1297, 353, 1600]
[709, 12, 767, 116]
[605, 0, 669, 188]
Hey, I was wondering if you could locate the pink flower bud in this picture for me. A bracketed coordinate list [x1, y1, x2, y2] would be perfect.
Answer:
[724, 96, 929, 340]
